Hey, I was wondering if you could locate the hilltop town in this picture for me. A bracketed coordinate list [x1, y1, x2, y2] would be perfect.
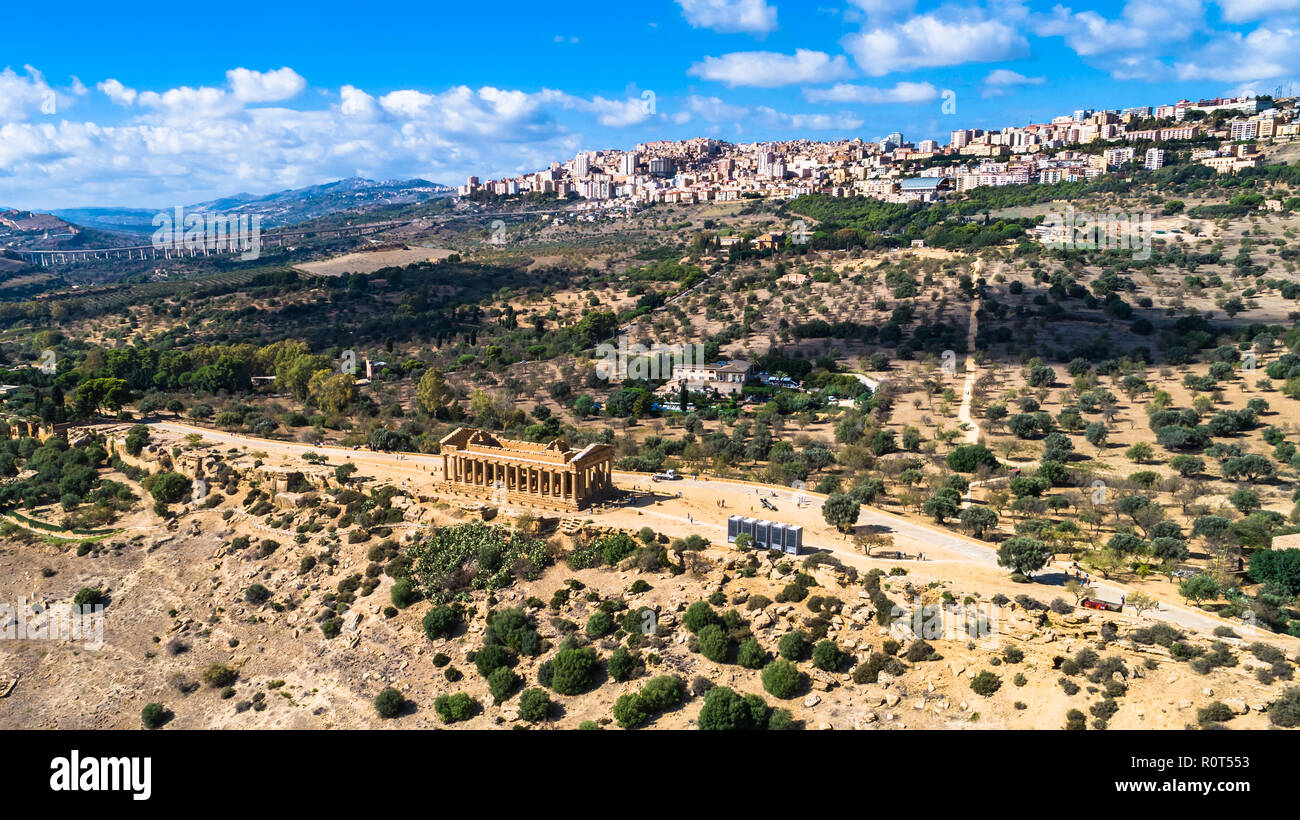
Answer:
[461, 95, 1287, 209]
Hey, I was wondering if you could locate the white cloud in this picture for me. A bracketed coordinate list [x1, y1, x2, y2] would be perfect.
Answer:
[754, 106, 864, 130]
[687, 49, 855, 87]
[0, 66, 68, 122]
[676, 0, 779, 34]
[980, 68, 1045, 96]
[97, 78, 138, 107]
[1173, 26, 1300, 81]
[1032, 0, 1203, 58]
[804, 81, 939, 103]
[0, 67, 666, 208]
[1216, 0, 1300, 22]
[226, 67, 307, 103]
[842, 12, 1028, 75]
[681, 94, 752, 122]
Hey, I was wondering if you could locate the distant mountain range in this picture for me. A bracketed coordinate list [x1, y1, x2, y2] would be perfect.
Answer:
[50, 177, 455, 237]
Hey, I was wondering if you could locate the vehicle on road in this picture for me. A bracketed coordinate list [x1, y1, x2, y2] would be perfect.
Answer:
[1081, 598, 1122, 612]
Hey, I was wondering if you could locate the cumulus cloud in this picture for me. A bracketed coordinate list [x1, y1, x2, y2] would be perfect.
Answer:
[98, 78, 137, 106]
[1215, 0, 1300, 22]
[804, 81, 939, 104]
[226, 67, 307, 103]
[842, 11, 1028, 75]
[0, 66, 70, 122]
[687, 49, 855, 87]
[1032, 0, 1203, 58]
[1173, 25, 1300, 81]
[0, 68, 674, 208]
[675, 0, 778, 34]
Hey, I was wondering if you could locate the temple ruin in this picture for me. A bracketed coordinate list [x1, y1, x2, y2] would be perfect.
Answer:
[438, 427, 614, 510]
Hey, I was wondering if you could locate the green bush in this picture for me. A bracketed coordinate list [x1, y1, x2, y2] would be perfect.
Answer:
[1268, 687, 1300, 728]
[244, 583, 271, 605]
[586, 610, 615, 639]
[141, 702, 168, 729]
[812, 640, 844, 671]
[422, 605, 459, 640]
[374, 687, 405, 719]
[1197, 701, 1233, 726]
[761, 659, 801, 699]
[517, 688, 552, 722]
[639, 675, 686, 711]
[778, 630, 808, 661]
[475, 644, 510, 678]
[737, 638, 766, 669]
[72, 587, 103, 607]
[202, 664, 237, 688]
[433, 692, 477, 724]
[683, 601, 718, 633]
[697, 623, 730, 663]
[488, 666, 520, 705]
[550, 646, 598, 695]
[390, 578, 416, 609]
[970, 671, 1001, 696]
[613, 693, 650, 729]
[608, 646, 639, 681]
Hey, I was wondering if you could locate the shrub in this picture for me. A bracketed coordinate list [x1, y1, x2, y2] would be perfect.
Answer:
[1268, 687, 1300, 728]
[374, 687, 405, 718]
[812, 641, 844, 671]
[550, 646, 598, 695]
[778, 630, 809, 661]
[390, 578, 416, 609]
[202, 664, 237, 688]
[586, 610, 615, 639]
[608, 646, 639, 681]
[433, 692, 477, 723]
[1064, 709, 1087, 730]
[905, 640, 936, 662]
[517, 688, 552, 722]
[141, 703, 168, 729]
[488, 666, 520, 705]
[683, 601, 718, 632]
[1197, 701, 1233, 726]
[245, 584, 271, 604]
[475, 644, 510, 678]
[697, 624, 730, 663]
[422, 606, 459, 640]
[613, 693, 650, 729]
[761, 659, 802, 699]
[737, 638, 767, 669]
[73, 587, 103, 607]
[970, 671, 1001, 696]
[640, 675, 686, 711]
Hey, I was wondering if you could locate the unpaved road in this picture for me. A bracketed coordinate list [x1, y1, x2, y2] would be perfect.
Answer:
[140, 421, 1288, 643]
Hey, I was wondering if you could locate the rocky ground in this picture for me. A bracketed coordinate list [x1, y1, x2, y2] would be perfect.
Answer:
[1, 495, 1294, 730]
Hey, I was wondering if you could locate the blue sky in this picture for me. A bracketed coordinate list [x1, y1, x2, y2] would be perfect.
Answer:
[1, 0, 1297, 208]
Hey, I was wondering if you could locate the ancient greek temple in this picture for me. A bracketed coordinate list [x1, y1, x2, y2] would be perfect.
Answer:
[438, 427, 615, 510]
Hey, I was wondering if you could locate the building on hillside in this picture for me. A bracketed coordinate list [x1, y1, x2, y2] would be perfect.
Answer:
[671, 360, 754, 396]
